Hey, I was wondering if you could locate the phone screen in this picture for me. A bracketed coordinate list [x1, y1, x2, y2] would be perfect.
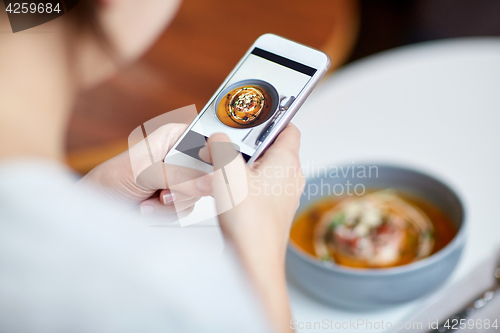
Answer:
[174, 47, 317, 163]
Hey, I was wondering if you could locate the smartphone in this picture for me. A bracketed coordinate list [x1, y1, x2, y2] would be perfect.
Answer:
[165, 34, 330, 172]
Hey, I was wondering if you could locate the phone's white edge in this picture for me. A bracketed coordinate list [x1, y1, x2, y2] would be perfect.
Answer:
[165, 33, 331, 166]
[252, 33, 331, 75]
[247, 34, 331, 164]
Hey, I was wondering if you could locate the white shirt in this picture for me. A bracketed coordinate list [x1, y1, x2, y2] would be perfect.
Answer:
[0, 160, 270, 333]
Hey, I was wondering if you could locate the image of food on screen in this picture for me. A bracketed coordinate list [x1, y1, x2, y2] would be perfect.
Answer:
[216, 83, 275, 128]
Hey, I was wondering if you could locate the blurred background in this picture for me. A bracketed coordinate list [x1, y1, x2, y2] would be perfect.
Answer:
[66, 0, 500, 174]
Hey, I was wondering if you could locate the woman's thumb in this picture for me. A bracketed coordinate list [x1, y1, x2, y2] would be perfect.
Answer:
[206, 133, 249, 214]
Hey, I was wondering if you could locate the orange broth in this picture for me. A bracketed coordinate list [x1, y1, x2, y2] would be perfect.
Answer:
[290, 191, 457, 269]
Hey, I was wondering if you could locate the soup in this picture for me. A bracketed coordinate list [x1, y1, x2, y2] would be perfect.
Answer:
[216, 85, 273, 128]
[290, 190, 457, 269]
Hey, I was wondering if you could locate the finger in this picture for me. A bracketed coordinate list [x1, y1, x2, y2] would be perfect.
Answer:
[255, 123, 301, 168]
[158, 189, 198, 205]
[159, 189, 176, 205]
[140, 197, 199, 216]
[146, 123, 189, 162]
[207, 133, 244, 170]
[167, 170, 213, 198]
[198, 143, 210, 164]
[207, 133, 249, 214]
[129, 123, 188, 185]
[135, 161, 212, 197]
[271, 123, 301, 154]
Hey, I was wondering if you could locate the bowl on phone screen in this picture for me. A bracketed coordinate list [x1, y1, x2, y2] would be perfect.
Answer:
[214, 79, 279, 129]
[286, 164, 466, 309]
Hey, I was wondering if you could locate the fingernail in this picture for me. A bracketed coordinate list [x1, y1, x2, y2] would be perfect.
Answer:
[196, 176, 212, 194]
[162, 191, 176, 205]
[141, 205, 154, 216]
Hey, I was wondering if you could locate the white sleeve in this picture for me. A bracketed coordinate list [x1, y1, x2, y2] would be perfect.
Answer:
[0, 171, 271, 333]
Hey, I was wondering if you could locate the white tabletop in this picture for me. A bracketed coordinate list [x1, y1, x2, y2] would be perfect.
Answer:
[290, 37, 500, 332]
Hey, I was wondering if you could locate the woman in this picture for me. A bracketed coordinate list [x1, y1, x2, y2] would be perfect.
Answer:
[0, 1, 304, 332]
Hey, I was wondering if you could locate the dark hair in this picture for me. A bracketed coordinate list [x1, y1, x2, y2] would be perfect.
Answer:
[70, 1, 107, 44]
[66, 1, 117, 60]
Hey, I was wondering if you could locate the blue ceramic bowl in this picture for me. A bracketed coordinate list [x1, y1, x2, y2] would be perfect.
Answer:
[286, 164, 466, 309]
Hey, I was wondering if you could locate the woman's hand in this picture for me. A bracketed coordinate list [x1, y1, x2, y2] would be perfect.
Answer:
[81, 122, 303, 332]
[79, 123, 212, 217]
[206, 124, 305, 333]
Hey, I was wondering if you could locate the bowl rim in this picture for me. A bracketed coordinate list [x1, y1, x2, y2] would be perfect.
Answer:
[287, 163, 467, 276]
[213, 79, 279, 128]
